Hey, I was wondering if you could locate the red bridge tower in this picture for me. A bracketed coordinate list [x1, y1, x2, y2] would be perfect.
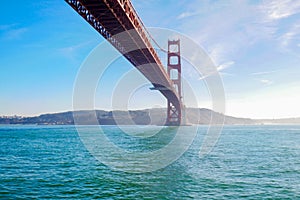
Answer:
[166, 39, 182, 126]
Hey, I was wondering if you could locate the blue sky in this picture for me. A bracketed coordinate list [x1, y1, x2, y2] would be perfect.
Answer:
[1, 0, 300, 119]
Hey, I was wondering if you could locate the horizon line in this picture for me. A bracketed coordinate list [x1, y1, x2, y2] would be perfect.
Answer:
[1, 108, 300, 121]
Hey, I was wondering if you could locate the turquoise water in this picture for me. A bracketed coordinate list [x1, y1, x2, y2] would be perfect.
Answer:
[0, 125, 300, 199]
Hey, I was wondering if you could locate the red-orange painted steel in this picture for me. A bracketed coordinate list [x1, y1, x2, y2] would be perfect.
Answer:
[66, 0, 182, 125]
[166, 40, 182, 125]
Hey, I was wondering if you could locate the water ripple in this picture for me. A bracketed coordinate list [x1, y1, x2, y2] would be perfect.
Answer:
[0, 125, 300, 199]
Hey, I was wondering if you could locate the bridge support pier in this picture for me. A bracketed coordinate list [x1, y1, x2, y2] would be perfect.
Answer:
[166, 40, 182, 126]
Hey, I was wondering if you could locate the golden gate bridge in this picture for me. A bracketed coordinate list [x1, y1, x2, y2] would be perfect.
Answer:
[66, 0, 183, 125]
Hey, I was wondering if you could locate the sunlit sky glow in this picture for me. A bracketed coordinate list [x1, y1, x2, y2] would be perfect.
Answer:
[1, 0, 300, 119]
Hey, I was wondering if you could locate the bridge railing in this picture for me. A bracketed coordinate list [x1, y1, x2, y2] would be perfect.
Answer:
[116, 0, 166, 74]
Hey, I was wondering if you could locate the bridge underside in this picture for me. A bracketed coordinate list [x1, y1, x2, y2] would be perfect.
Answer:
[66, 0, 182, 125]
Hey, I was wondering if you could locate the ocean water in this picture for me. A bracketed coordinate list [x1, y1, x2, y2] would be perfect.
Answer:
[0, 125, 300, 199]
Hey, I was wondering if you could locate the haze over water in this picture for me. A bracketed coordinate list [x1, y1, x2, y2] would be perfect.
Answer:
[1, 125, 299, 199]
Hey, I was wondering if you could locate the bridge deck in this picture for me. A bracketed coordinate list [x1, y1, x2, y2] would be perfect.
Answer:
[66, 0, 181, 108]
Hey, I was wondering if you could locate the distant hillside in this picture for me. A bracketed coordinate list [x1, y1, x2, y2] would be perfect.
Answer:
[255, 118, 300, 125]
[0, 108, 257, 125]
[1, 108, 300, 125]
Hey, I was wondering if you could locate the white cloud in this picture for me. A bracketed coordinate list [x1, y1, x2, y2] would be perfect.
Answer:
[251, 70, 278, 76]
[220, 72, 234, 77]
[177, 11, 199, 19]
[207, 44, 229, 66]
[262, 0, 300, 20]
[1, 26, 28, 40]
[198, 60, 234, 80]
[198, 74, 210, 80]
[59, 40, 95, 61]
[177, 0, 300, 68]
[7, 28, 27, 39]
[217, 61, 235, 71]
[260, 79, 273, 85]
[279, 23, 300, 49]
[180, 0, 279, 66]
